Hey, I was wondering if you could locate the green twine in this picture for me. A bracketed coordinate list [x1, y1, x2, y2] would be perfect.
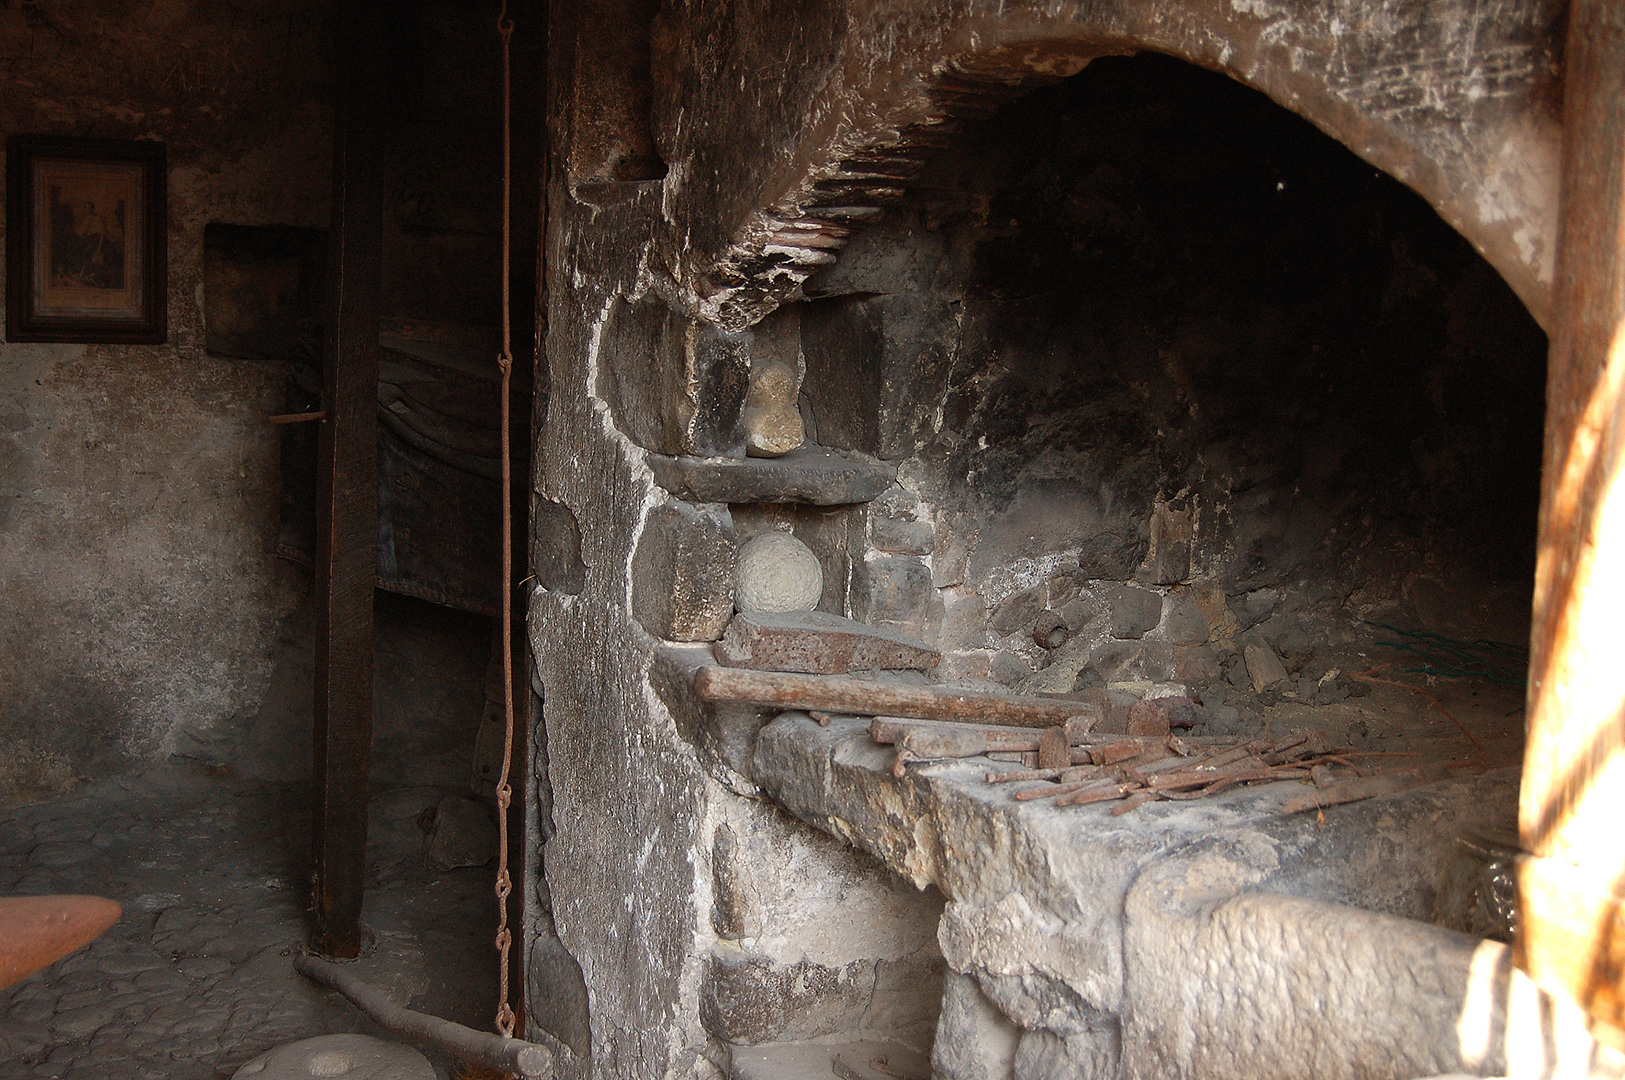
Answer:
[1365, 621, 1528, 687]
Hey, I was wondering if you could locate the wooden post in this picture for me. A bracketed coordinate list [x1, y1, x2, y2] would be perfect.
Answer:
[311, 0, 387, 960]
[1517, 0, 1625, 1038]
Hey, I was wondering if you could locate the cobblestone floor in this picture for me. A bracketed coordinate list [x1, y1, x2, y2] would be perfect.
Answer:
[0, 762, 499, 1078]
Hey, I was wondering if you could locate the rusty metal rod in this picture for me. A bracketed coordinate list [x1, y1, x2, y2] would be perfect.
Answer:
[694, 666, 1098, 728]
[295, 953, 553, 1078]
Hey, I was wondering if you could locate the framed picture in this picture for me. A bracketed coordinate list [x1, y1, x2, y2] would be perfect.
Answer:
[6, 135, 167, 344]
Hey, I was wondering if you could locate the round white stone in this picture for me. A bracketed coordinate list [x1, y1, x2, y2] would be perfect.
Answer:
[735, 532, 823, 613]
[231, 1034, 435, 1080]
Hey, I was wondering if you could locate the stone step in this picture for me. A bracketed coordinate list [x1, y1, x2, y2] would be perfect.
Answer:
[647, 445, 895, 505]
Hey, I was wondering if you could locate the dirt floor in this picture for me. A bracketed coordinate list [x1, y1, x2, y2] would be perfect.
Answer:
[0, 762, 501, 1079]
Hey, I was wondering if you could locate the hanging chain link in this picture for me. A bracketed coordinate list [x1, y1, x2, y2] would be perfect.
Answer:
[493, 0, 518, 1044]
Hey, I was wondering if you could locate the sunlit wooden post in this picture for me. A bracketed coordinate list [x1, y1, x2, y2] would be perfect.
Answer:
[1517, 0, 1625, 1039]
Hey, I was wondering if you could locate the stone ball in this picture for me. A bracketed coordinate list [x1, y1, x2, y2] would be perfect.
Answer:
[736, 531, 823, 613]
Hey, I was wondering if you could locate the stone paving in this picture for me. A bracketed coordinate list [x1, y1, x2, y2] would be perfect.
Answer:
[0, 762, 500, 1079]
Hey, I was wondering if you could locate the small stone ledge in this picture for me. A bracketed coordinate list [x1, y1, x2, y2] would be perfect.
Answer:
[647, 445, 897, 505]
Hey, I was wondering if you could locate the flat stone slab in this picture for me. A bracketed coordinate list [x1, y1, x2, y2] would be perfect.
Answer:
[716, 610, 941, 673]
[648, 445, 896, 505]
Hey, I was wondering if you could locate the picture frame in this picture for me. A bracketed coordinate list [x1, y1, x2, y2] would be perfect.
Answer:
[6, 135, 167, 344]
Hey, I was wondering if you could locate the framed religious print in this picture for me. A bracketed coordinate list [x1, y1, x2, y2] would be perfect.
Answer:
[6, 136, 167, 344]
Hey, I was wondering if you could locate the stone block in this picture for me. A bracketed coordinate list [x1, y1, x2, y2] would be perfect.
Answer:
[1125, 699, 1171, 737]
[1170, 645, 1222, 686]
[1244, 642, 1290, 691]
[1099, 585, 1162, 639]
[1228, 587, 1283, 630]
[871, 514, 935, 555]
[715, 610, 940, 674]
[989, 587, 1045, 637]
[1015, 1027, 1120, 1080]
[424, 796, 496, 871]
[933, 971, 1021, 1080]
[989, 650, 1035, 687]
[532, 496, 586, 595]
[858, 555, 934, 631]
[1159, 591, 1210, 645]
[942, 595, 991, 651]
[701, 952, 876, 1044]
[1088, 640, 1176, 685]
[631, 502, 738, 641]
[1047, 569, 1085, 608]
[527, 934, 592, 1058]
[1076, 529, 1149, 581]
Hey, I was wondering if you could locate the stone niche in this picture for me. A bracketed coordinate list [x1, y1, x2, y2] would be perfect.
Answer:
[796, 54, 1548, 714]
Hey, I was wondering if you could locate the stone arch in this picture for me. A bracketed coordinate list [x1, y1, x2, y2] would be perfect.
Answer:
[666, 2, 1562, 334]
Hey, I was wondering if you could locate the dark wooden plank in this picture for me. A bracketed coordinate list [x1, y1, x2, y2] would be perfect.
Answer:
[311, 0, 388, 960]
[1518, 0, 1625, 1035]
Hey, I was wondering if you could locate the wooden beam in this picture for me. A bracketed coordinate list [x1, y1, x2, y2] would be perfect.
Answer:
[1517, 0, 1625, 1037]
[692, 665, 1100, 729]
[311, 0, 388, 960]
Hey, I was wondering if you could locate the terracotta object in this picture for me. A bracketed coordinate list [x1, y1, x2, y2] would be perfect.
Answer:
[0, 895, 121, 989]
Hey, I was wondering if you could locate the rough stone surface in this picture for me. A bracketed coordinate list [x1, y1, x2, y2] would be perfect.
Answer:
[870, 515, 935, 556]
[1158, 593, 1210, 646]
[933, 972, 1021, 1080]
[989, 588, 1046, 638]
[736, 532, 824, 614]
[0, 764, 499, 1079]
[715, 610, 940, 674]
[0, 0, 329, 800]
[424, 796, 497, 872]
[631, 501, 739, 640]
[1101, 586, 1164, 641]
[752, 713, 1546, 1080]
[1122, 841, 1624, 1080]
[232, 1034, 435, 1079]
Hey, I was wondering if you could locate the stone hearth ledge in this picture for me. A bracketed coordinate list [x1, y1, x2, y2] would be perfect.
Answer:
[748, 713, 1606, 1080]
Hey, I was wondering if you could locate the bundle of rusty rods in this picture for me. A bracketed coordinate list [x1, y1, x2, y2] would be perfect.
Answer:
[865, 720, 1453, 815]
